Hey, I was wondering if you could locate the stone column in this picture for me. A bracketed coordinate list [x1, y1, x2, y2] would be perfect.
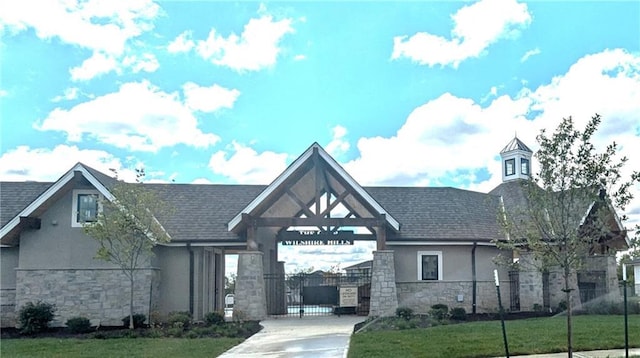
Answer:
[518, 251, 543, 311]
[234, 251, 267, 321]
[369, 250, 398, 317]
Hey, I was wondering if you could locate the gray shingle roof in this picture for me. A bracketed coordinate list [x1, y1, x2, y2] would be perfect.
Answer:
[368, 186, 504, 241]
[0, 181, 52, 228]
[1, 179, 506, 243]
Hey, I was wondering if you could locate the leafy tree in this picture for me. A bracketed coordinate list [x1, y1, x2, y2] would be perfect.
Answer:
[225, 273, 236, 295]
[497, 114, 639, 357]
[84, 174, 172, 329]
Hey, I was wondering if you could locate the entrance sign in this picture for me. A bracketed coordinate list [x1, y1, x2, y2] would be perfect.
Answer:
[340, 286, 358, 307]
[279, 230, 355, 245]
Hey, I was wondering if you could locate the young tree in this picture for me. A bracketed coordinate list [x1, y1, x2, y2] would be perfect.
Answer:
[498, 114, 639, 357]
[84, 180, 172, 329]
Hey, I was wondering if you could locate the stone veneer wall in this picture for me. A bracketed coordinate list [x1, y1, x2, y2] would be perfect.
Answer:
[396, 281, 510, 314]
[369, 250, 398, 317]
[1, 289, 16, 327]
[15, 268, 159, 327]
[234, 251, 266, 321]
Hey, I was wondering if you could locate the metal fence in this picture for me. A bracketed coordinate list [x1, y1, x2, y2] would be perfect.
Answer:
[264, 272, 371, 317]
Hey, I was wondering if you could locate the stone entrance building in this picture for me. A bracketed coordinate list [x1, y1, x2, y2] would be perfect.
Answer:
[1, 139, 629, 326]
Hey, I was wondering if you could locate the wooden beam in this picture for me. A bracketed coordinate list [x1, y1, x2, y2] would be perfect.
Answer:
[252, 216, 382, 227]
[285, 188, 315, 218]
[20, 216, 41, 230]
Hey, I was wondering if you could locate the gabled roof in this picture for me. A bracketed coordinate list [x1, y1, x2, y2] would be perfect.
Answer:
[0, 163, 114, 245]
[227, 143, 401, 232]
[501, 136, 533, 154]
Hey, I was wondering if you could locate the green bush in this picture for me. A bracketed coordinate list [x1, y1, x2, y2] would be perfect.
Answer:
[450, 307, 467, 321]
[395, 307, 414, 321]
[66, 316, 92, 333]
[429, 304, 449, 321]
[168, 311, 192, 329]
[122, 313, 146, 328]
[18, 301, 56, 334]
[204, 311, 225, 326]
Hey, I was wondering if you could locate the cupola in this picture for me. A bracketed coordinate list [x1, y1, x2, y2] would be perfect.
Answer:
[500, 136, 533, 182]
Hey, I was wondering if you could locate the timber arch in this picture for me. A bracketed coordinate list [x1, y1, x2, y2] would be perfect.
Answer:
[229, 143, 401, 319]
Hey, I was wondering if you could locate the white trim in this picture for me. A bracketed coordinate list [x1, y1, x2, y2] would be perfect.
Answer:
[390, 241, 496, 246]
[227, 143, 400, 232]
[0, 163, 114, 239]
[159, 242, 247, 247]
[417, 250, 442, 281]
[71, 189, 102, 228]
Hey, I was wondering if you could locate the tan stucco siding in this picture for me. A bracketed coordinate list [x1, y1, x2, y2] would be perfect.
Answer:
[1, 247, 18, 288]
[156, 246, 190, 316]
[391, 244, 509, 283]
[19, 190, 114, 269]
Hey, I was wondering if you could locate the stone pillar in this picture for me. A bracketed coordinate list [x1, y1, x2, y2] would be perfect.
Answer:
[369, 250, 398, 317]
[234, 251, 267, 321]
[518, 251, 543, 311]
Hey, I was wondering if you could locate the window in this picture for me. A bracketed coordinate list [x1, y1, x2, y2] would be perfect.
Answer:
[417, 251, 442, 281]
[520, 158, 530, 175]
[505, 158, 515, 176]
[72, 190, 101, 227]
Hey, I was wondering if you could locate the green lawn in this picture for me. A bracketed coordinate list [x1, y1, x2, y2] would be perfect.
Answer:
[348, 315, 640, 358]
[0, 337, 242, 358]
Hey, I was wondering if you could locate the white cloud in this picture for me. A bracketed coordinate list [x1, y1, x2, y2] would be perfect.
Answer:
[124, 53, 160, 73]
[0, 145, 126, 181]
[0, 0, 159, 55]
[182, 82, 241, 112]
[51, 87, 80, 102]
[0, 0, 161, 81]
[35, 81, 220, 152]
[167, 31, 195, 53]
[325, 125, 350, 157]
[195, 15, 294, 72]
[348, 48, 640, 227]
[391, 0, 531, 68]
[208, 141, 289, 184]
[521, 47, 541, 63]
[70, 52, 119, 81]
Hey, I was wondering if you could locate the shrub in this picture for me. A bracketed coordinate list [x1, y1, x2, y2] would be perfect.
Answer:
[18, 301, 56, 334]
[168, 311, 192, 329]
[450, 307, 467, 321]
[395, 307, 414, 321]
[429, 304, 449, 321]
[204, 311, 225, 326]
[122, 313, 147, 328]
[66, 316, 92, 334]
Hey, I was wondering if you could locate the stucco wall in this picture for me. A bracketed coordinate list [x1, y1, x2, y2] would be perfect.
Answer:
[391, 244, 509, 282]
[19, 189, 114, 270]
[156, 246, 190, 316]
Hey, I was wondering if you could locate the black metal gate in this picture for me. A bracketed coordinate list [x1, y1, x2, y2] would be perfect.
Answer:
[264, 272, 371, 317]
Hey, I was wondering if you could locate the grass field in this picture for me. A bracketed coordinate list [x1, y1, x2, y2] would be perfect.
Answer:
[348, 315, 640, 358]
[0, 337, 242, 358]
[1, 315, 638, 357]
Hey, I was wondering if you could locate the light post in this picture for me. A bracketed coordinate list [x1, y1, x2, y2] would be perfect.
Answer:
[623, 264, 628, 358]
[494, 269, 510, 358]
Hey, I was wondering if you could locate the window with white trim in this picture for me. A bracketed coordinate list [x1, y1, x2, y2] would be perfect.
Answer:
[520, 158, 530, 175]
[417, 251, 443, 281]
[72, 189, 101, 227]
[505, 158, 515, 176]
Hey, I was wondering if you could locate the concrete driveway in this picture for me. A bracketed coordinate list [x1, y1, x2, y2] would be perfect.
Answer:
[218, 315, 365, 358]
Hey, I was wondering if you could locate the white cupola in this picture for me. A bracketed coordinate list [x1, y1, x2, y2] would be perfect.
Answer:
[500, 136, 533, 182]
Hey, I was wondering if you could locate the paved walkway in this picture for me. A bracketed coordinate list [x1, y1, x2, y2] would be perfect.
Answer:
[219, 315, 365, 358]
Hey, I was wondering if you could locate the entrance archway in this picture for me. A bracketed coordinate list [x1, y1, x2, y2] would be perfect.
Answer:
[228, 144, 401, 320]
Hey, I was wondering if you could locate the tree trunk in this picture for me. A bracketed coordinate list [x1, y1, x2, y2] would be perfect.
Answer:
[129, 274, 134, 330]
[564, 266, 573, 358]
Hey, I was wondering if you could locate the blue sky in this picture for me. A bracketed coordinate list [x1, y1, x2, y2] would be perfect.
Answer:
[1, 0, 639, 273]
